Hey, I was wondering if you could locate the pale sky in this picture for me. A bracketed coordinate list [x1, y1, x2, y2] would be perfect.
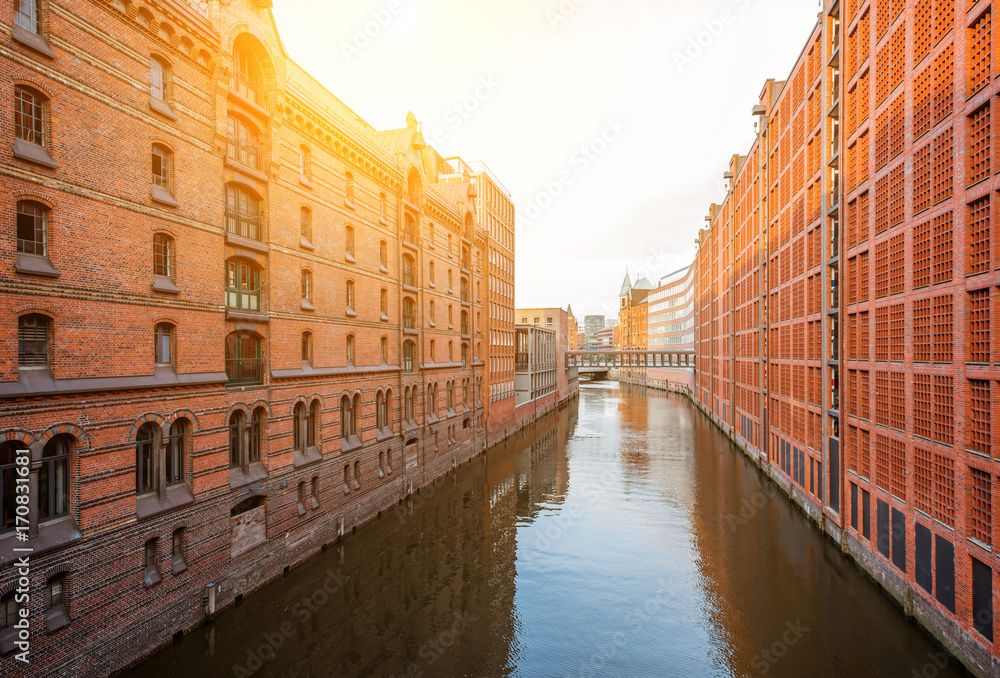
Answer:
[271, 0, 822, 318]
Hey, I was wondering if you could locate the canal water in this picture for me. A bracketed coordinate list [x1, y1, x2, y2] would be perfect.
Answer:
[128, 382, 965, 678]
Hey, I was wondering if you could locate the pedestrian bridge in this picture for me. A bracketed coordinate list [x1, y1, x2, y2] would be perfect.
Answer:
[566, 350, 696, 375]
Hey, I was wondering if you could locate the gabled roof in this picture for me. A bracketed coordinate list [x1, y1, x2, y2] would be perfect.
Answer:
[566, 304, 574, 317]
[633, 276, 653, 290]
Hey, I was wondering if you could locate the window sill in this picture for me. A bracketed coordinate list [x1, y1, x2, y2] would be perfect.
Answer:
[300, 174, 313, 189]
[12, 138, 57, 169]
[379, 216, 388, 226]
[152, 275, 181, 294]
[0, 515, 81, 563]
[381, 312, 389, 322]
[345, 198, 355, 210]
[345, 307, 357, 318]
[151, 185, 180, 207]
[345, 252, 357, 264]
[293, 446, 322, 469]
[375, 428, 394, 442]
[225, 309, 269, 323]
[224, 156, 268, 183]
[309, 497, 319, 510]
[300, 237, 315, 250]
[227, 87, 270, 119]
[149, 96, 178, 121]
[229, 461, 268, 490]
[429, 321, 436, 328]
[340, 436, 363, 454]
[136, 483, 195, 521]
[15, 253, 60, 278]
[301, 299, 315, 312]
[11, 24, 56, 58]
[144, 568, 162, 589]
[225, 232, 269, 253]
[45, 605, 70, 635]
[171, 555, 188, 576]
[380, 264, 389, 274]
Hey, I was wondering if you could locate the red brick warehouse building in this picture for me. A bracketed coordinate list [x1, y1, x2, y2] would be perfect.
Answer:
[0, 0, 522, 675]
[692, 1, 1000, 675]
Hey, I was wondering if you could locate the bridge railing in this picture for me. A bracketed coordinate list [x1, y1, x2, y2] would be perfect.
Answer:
[566, 350, 696, 369]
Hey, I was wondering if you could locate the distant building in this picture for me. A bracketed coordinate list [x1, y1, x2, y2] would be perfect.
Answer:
[514, 307, 579, 423]
[646, 266, 695, 393]
[618, 272, 653, 383]
[567, 305, 580, 351]
[583, 315, 605, 350]
[596, 326, 616, 350]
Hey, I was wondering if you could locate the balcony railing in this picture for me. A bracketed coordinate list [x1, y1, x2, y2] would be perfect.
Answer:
[227, 135, 260, 171]
[226, 358, 264, 386]
[231, 70, 261, 105]
[226, 209, 263, 242]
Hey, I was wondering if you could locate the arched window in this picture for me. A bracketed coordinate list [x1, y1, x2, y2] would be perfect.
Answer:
[379, 193, 387, 220]
[380, 289, 388, 317]
[225, 259, 261, 312]
[405, 386, 414, 421]
[225, 331, 262, 385]
[14, 86, 45, 147]
[461, 343, 468, 368]
[380, 240, 388, 268]
[447, 381, 454, 409]
[250, 407, 265, 463]
[309, 400, 320, 447]
[429, 260, 435, 284]
[166, 419, 186, 485]
[346, 334, 355, 365]
[380, 336, 388, 364]
[403, 297, 415, 329]
[39, 435, 70, 521]
[293, 402, 306, 451]
[136, 423, 158, 494]
[229, 411, 245, 467]
[429, 300, 435, 322]
[301, 331, 312, 364]
[299, 145, 311, 180]
[461, 311, 469, 335]
[225, 184, 262, 241]
[15, 0, 40, 33]
[0, 443, 19, 531]
[18, 313, 49, 367]
[448, 306, 454, 327]
[152, 144, 172, 191]
[232, 43, 261, 104]
[402, 255, 415, 286]
[340, 395, 352, 440]
[301, 270, 312, 301]
[153, 233, 173, 279]
[429, 339, 436, 362]
[447, 269, 453, 291]
[154, 322, 173, 365]
[346, 280, 355, 312]
[300, 207, 312, 242]
[384, 390, 393, 432]
[345, 225, 355, 258]
[345, 171, 355, 205]
[428, 383, 437, 415]
[407, 167, 421, 205]
[448, 341, 454, 361]
[150, 56, 169, 102]
[403, 341, 415, 372]
[16, 201, 47, 256]
[376, 391, 386, 429]
[227, 115, 259, 170]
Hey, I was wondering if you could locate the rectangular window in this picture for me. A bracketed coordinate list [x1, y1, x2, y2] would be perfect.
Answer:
[969, 379, 991, 454]
[968, 9, 992, 96]
[932, 127, 953, 204]
[969, 289, 990, 364]
[972, 557, 994, 642]
[932, 295, 953, 362]
[15, 0, 39, 33]
[969, 467, 993, 546]
[968, 196, 991, 276]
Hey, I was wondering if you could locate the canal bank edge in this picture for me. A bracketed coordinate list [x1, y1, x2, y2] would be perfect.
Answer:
[626, 376, 992, 678]
[112, 391, 580, 678]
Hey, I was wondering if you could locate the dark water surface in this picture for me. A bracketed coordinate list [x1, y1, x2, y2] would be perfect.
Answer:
[127, 383, 964, 678]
